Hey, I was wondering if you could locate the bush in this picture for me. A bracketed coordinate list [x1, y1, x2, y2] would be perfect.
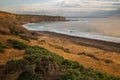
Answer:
[3, 60, 28, 74]
[49, 44, 70, 53]
[0, 42, 9, 53]
[104, 59, 113, 64]
[16, 72, 41, 80]
[19, 35, 30, 41]
[7, 39, 28, 50]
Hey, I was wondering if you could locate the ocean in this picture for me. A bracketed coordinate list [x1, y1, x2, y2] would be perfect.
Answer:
[23, 18, 120, 43]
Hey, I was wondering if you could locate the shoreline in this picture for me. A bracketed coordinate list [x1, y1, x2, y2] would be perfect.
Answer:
[35, 31, 120, 53]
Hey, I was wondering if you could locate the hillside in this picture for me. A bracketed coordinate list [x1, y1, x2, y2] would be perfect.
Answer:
[17, 14, 66, 24]
[0, 11, 120, 80]
[0, 11, 66, 34]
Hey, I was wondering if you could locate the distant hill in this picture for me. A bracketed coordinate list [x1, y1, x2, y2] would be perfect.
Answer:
[0, 11, 66, 35]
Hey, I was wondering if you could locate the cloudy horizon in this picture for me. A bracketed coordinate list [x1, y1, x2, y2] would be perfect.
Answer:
[0, 0, 120, 17]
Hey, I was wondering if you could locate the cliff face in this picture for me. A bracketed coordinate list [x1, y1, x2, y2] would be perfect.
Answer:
[17, 15, 66, 24]
[0, 11, 66, 24]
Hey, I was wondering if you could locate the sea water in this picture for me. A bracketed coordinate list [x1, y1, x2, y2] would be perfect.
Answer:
[23, 18, 120, 43]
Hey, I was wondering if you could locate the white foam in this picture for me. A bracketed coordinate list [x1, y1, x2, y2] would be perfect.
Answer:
[23, 23, 120, 43]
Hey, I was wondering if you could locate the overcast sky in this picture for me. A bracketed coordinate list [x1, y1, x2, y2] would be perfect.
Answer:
[0, 0, 120, 17]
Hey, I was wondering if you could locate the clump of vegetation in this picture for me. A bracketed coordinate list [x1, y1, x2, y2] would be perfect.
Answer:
[19, 35, 30, 41]
[78, 52, 100, 60]
[1, 46, 120, 80]
[7, 39, 28, 50]
[104, 59, 113, 64]
[0, 42, 9, 53]
[16, 72, 41, 80]
[50, 44, 70, 53]
[39, 40, 45, 43]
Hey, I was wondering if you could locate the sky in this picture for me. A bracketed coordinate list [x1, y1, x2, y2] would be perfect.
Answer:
[0, 0, 120, 17]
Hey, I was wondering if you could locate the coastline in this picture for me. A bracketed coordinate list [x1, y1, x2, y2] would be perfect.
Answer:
[1, 11, 120, 79]
[35, 31, 120, 53]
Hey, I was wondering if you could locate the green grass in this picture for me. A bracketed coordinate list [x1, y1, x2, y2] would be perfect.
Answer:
[2, 46, 120, 80]
[7, 39, 28, 50]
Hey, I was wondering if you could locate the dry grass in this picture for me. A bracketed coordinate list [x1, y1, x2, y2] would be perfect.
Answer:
[31, 35, 120, 77]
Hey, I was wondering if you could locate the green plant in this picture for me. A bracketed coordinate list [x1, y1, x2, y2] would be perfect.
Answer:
[7, 39, 28, 50]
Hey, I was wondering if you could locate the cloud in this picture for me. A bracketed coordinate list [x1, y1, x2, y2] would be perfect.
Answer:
[15, 0, 120, 17]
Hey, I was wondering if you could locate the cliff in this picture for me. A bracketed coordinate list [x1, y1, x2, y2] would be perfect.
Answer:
[0, 11, 28, 35]
[17, 15, 66, 24]
[0, 11, 66, 34]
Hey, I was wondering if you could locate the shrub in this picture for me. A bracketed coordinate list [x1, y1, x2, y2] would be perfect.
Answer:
[0, 42, 9, 53]
[49, 44, 70, 53]
[39, 40, 45, 43]
[3, 60, 28, 74]
[104, 59, 113, 64]
[7, 39, 28, 50]
[19, 35, 30, 41]
[16, 72, 41, 80]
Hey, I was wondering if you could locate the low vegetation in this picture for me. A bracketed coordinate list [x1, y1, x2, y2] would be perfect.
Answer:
[78, 52, 114, 64]
[49, 44, 70, 53]
[7, 39, 28, 50]
[19, 35, 30, 41]
[39, 40, 46, 44]
[78, 52, 100, 60]
[1, 46, 120, 80]
[0, 42, 9, 53]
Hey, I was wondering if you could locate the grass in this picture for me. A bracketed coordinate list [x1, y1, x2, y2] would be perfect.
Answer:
[1, 46, 120, 80]
[7, 39, 28, 50]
